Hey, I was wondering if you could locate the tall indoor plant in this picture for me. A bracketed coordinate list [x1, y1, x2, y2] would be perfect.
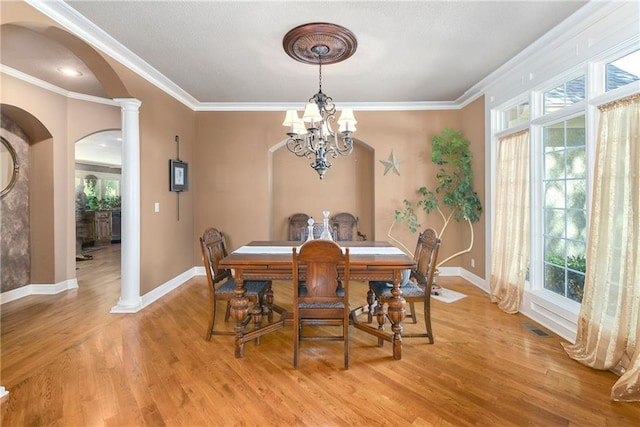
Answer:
[390, 127, 483, 268]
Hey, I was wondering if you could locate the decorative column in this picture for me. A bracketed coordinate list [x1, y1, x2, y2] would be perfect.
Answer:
[111, 98, 142, 313]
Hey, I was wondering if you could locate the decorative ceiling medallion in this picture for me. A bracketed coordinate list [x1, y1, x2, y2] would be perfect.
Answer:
[283, 22, 357, 65]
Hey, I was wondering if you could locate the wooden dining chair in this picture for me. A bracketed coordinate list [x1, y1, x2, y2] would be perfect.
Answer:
[292, 240, 351, 369]
[368, 228, 441, 344]
[288, 213, 310, 241]
[199, 227, 272, 341]
[331, 212, 367, 241]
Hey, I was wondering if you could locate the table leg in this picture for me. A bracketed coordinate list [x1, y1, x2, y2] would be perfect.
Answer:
[230, 270, 249, 358]
[387, 271, 406, 360]
[366, 287, 376, 324]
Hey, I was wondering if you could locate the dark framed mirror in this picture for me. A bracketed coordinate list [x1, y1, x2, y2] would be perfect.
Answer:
[1, 136, 19, 199]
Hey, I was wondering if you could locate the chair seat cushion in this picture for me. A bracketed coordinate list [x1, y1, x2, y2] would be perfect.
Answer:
[370, 280, 425, 298]
[216, 278, 269, 296]
[298, 301, 345, 309]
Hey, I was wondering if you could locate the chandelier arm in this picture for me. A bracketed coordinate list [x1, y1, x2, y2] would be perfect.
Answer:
[286, 137, 311, 158]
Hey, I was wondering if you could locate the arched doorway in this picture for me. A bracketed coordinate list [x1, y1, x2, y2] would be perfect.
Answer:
[74, 129, 122, 260]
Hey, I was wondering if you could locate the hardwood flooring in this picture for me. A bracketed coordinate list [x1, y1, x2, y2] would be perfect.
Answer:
[2, 244, 639, 426]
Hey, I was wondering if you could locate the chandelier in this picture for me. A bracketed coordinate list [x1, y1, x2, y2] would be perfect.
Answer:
[282, 23, 358, 179]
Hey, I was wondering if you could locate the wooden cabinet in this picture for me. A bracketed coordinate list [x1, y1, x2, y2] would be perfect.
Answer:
[95, 211, 112, 245]
[77, 211, 96, 249]
[77, 210, 115, 248]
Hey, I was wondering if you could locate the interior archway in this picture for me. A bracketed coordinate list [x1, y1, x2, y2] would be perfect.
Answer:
[269, 138, 375, 241]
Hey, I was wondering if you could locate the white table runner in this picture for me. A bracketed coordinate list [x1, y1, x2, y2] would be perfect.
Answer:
[233, 245, 407, 255]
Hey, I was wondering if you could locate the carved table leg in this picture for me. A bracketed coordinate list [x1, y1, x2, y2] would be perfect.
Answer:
[375, 301, 386, 347]
[386, 270, 406, 360]
[251, 298, 263, 346]
[230, 270, 249, 358]
[266, 286, 274, 323]
[366, 287, 376, 324]
[387, 288, 405, 360]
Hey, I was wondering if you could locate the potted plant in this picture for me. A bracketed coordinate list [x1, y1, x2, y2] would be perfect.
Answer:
[389, 127, 483, 279]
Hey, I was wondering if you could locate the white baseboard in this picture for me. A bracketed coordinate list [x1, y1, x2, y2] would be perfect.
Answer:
[0, 386, 8, 399]
[139, 268, 197, 310]
[1, 265, 578, 342]
[1, 279, 78, 305]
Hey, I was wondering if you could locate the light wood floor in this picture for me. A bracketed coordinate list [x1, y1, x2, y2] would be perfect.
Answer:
[2, 244, 639, 426]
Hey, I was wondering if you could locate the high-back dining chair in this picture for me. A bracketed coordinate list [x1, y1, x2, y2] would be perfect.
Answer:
[292, 240, 351, 369]
[331, 212, 367, 241]
[200, 227, 272, 341]
[288, 213, 310, 241]
[368, 228, 441, 343]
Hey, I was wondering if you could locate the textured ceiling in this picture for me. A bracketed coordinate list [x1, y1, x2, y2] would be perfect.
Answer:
[2, 0, 588, 106]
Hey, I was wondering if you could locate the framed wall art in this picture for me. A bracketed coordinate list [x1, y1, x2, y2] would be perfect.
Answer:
[169, 159, 188, 192]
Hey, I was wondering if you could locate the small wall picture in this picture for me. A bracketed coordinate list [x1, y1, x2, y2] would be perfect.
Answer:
[169, 159, 188, 192]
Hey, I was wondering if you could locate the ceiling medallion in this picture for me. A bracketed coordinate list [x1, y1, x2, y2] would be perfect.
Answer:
[283, 22, 357, 65]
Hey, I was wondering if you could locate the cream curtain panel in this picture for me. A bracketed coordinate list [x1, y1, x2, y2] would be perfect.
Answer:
[490, 130, 530, 313]
[562, 93, 640, 402]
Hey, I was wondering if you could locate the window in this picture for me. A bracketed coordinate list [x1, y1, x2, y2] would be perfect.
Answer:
[75, 170, 121, 210]
[541, 116, 587, 302]
[606, 49, 640, 92]
[543, 76, 585, 114]
[502, 101, 529, 130]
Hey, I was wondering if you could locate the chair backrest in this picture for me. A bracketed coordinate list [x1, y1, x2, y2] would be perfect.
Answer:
[331, 212, 365, 241]
[413, 228, 441, 287]
[288, 213, 310, 241]
[293, 240, 350, 303]
[200, 227, 231, 285]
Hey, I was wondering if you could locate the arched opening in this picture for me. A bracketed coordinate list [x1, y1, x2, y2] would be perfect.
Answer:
[269, 138, 375, 241]
[1, 105, 54, 292]
[74, 129, 122, 268]
[1, 21, 138, 312]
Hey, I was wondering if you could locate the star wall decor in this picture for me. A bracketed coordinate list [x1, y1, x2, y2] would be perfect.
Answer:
[380, 149, 403, 176]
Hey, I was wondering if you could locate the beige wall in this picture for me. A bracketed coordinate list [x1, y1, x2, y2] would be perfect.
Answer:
[1, 74, 122, 285]
[102, 60, 197, 295]
[193, 108, 485, 280]
[2, 1, 488, 299]
[460, 97, 486, 277]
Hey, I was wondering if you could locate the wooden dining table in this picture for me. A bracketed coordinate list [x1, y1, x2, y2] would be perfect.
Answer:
[219, 240, 415, 360]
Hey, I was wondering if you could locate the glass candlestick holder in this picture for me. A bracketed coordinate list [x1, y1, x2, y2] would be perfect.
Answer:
[306, 217, 315, 242]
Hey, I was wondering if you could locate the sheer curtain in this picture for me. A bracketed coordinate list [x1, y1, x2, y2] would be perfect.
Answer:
[562, 93, 640, 402]
[490, 131, 530, 313]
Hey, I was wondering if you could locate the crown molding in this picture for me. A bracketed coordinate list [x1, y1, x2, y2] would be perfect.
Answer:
[1, 65, 118, 106]
[25, 0, 199, 109]
[20, 0, 625, 113]
[194, 101, 461, 112]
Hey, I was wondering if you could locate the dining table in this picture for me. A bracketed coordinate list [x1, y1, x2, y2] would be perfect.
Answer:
[218, 240, 415, 360]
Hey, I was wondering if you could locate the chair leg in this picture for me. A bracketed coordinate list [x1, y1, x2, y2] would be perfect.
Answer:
[206, 300, 218, 341]
[423, 299, 434, 344]
[293, 321, 300, 369]
[224, 301, 231, 322]
[344, 319, 349, 370]
[408, 302, 418, 324]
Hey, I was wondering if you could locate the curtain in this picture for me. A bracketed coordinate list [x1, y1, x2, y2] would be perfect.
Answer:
[562, 93, 640, 402]
[490, 130, 530, 313]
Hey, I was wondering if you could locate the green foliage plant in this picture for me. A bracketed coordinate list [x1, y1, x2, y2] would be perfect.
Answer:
[391, 128, 483, 267]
